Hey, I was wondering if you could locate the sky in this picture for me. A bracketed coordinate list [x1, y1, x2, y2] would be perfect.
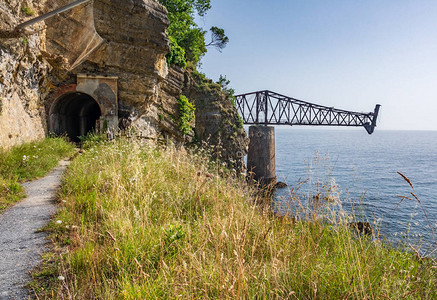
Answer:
[195, 0, 437, 131]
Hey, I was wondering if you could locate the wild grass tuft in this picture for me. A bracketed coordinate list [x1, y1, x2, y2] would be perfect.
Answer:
[0, 137, 75, 212]
[34, 138, 436, 299]
[21, 6, 35, 16]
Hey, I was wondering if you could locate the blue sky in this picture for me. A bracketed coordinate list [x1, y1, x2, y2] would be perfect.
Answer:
[196, 0, 437, 130]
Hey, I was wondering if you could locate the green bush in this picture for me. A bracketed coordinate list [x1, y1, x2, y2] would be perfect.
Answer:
[177, 95, 195, 135]
[166, 36, 187, 68]
[159, 0, 227, 67]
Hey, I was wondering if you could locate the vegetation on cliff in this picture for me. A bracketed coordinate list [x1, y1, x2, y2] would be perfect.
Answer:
[0, 137, 75, 212]
[32, 138, 436, 299]
[159, 0, 228, 67]
[156, 0, 246, 165]
[177, 95, 196, 135]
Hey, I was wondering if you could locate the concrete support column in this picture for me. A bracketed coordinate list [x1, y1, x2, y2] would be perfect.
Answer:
[247, 125, 276, 186]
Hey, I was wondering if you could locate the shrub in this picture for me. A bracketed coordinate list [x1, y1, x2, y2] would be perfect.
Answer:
[166, 36, 187, 68]
[177, 95, 195, 135]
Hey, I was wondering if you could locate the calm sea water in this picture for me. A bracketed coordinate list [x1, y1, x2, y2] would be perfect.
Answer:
[266, 127, 437, 256]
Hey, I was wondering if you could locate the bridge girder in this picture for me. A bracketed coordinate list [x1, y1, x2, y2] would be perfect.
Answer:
[235, 90, 380, 134]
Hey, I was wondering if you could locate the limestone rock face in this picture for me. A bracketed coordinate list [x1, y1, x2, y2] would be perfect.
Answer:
[0, 0, 51, 148]
[0, 0, 247, 170]
[183, 71, 249, 172]
[44, 0, 171, 140]
[157, 66, 186, 142]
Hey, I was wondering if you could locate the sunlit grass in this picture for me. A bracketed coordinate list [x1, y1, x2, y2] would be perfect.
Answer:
[34, 138, 436, 299]
[0, 137, 75, 212]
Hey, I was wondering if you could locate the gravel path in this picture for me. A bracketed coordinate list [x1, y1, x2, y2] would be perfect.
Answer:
[0, 160, 69, 300]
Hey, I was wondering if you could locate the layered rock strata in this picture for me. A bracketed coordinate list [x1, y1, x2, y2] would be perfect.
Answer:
[0, 0, 50, 148]
[0, 0, 247, 168]
[183, 71, 249, 172]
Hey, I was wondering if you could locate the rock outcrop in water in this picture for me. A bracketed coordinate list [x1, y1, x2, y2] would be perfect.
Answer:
[0, 0, 247, 168]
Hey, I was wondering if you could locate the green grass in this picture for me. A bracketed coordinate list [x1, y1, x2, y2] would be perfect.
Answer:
[21, 6, 35, 16]
[0, 137, 76, 212]
[33, 138, 436, 299]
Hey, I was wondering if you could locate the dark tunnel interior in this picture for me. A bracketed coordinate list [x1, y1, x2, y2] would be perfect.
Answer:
[50, 92, 101, 142]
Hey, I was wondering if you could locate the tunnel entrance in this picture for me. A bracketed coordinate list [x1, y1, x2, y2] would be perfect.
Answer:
[50, 92, 102, 142]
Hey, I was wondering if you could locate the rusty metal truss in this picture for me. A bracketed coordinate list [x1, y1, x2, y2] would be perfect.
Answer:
[235, 90, 381, 134]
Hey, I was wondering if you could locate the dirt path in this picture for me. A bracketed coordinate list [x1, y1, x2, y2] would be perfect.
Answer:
[0, 160, 69, 300]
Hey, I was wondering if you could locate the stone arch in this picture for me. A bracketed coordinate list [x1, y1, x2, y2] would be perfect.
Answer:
[49, 92, 102, 142]
[47, 75, 119, 142]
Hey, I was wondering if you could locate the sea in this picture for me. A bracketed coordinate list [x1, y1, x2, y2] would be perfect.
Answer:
[260, 127, 437, 257]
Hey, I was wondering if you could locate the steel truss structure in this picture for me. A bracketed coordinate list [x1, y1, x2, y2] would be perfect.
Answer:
[235, 90, 380, 134]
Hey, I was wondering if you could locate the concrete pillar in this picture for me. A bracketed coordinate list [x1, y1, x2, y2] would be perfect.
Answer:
[247, 126, 276, 186]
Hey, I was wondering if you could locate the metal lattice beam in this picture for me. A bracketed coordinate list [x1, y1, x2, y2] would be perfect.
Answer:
[235, 90, 381, 134]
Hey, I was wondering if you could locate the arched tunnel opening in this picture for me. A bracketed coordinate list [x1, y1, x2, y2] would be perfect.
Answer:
[50, 92, 102, 142]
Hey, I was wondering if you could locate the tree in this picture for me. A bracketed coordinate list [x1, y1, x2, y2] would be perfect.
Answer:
[158, 0, 228, 66]
[206, 26, 229, 52]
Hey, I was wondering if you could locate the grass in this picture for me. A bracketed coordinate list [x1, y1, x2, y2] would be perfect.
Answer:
[0, 137, 76, 212]
[21, 6, 35, 16]
[33, 138, 436, 299]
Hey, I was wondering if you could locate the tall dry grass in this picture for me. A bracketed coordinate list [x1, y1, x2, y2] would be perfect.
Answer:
[33, 138, 436, 299]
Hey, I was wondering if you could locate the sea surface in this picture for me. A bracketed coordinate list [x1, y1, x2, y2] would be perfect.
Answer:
[265, 127, 437, 256]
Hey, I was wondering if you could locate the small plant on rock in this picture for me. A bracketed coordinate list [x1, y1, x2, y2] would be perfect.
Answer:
[21, 6, 35, 16]
[177, 95, 195, 135]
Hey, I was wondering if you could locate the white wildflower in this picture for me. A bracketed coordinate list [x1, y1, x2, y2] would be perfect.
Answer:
[56, 220, 62, 224]
[58, 275, 65, 281]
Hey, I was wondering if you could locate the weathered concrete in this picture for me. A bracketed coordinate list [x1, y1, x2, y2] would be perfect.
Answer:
[0, 0, 170, 148]
[0, 160, 69, 299]
[247, 125, 276, 185]
[44, 0, 103, 71]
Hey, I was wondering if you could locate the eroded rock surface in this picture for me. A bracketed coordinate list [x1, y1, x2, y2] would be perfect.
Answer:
[0, 0, 50, 148]
[183, 70, 249, 171]
[0, 0, 248, 166]
[45, 0, 172, 140]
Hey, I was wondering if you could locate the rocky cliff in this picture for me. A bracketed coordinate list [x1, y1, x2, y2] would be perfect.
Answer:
[45, 0, 173, 141]
[0, 0, 50, 148]
[0, 0, 247, 168]
[183, 70, 248, 171]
